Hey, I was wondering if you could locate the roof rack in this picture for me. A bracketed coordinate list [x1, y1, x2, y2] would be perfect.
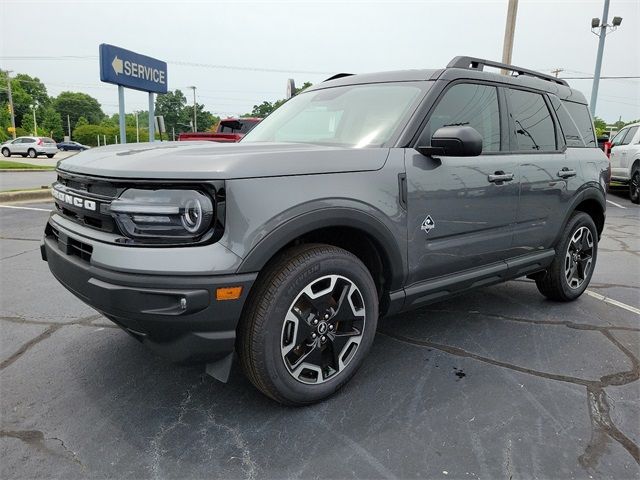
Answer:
[324, 73, 355, 82]
[447, 56, 568, 87]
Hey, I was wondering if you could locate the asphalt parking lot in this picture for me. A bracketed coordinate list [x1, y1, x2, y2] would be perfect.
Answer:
[1, 189, 638, 479]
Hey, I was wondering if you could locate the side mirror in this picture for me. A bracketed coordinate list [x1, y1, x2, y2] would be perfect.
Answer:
[417, 125, 483, 157]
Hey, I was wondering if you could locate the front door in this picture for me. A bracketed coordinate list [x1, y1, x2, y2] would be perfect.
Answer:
[405, 82, 519, 285]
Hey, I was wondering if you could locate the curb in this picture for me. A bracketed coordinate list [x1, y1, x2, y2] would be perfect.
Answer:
[0, 188, 52, 204]
[0, 168, 56, 172]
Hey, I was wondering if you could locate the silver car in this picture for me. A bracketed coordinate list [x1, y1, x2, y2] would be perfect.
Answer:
[1, 136, 59, 158]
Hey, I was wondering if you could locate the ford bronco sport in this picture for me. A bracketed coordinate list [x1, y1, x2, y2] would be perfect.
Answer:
[42, 57, 610, 405]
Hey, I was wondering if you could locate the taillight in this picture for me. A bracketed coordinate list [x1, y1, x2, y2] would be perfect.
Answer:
[604, 141, 611, 159]
[37, 138, 43, 145]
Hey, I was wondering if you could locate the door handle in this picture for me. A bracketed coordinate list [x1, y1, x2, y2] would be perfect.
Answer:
[557, 168, 577, 179]
[488, 171, 514, 183]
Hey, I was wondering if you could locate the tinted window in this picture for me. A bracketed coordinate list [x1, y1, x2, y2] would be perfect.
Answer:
[622, 126, 639, 145]
[42, 138, 56, 144]
[421, 83, 501, 152]
[562, 101, 597, 147]
[507, 89, 556, 151]
[549, 95, 584, 147]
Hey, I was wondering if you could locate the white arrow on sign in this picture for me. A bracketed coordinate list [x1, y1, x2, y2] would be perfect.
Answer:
[112, 56, 123, 75]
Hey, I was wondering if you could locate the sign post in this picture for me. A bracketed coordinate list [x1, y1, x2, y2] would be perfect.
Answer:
[99, 44, 167, 144]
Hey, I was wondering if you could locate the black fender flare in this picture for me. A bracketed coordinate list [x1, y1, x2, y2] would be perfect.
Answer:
[555, 185, 606, 245]
[236, 207, 406, 290]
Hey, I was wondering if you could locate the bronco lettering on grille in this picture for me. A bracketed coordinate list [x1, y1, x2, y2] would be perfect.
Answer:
[52, 188, 97, 211]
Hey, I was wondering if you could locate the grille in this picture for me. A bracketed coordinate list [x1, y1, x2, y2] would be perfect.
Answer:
[46, 223, 93, 262]
[53, 173, 121, 233]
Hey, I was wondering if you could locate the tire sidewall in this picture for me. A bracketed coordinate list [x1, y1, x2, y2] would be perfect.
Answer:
[555, 213, 598, 299]
[28, 149, 36, 158]
[1, 148, 9, 157]
[630, 168, 639, 203]
[258, 251, 378, 404]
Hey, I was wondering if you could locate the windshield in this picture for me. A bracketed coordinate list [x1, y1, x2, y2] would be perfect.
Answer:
[242, 82, 426, 148]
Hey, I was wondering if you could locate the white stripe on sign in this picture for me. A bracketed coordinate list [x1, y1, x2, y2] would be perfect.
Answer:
[586, 290, 640, 316]
[606, 199, 627, 209]
[0, 205, 51, 212]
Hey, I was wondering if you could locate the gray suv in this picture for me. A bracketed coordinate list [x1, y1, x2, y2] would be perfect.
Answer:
[42, 57, 610, 405]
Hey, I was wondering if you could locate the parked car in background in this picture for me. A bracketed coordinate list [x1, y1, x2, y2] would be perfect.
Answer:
[1, 136, 58, 158]
[178, 117, 262, 143]
[57, 140, 90, 152]
[609, 122, 640, 203]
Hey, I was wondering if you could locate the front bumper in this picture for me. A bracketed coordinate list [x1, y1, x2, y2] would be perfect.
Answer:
[42, 229, 256, 365]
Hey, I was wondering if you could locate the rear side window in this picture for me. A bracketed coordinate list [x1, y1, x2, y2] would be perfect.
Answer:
[621, 126, 639, 145]
[562, 101, 597, 147]
[507, 89, 556, 151]
[548, 95, 584, 147]
[421, 83, 501, 152]
[42, 138, 56, 144]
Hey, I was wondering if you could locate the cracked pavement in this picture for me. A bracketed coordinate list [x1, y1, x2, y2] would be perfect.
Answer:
[1, 189, 638, 479]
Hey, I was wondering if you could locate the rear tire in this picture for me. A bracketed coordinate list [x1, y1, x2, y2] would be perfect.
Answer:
[46, 154, 54, 158]
[630, 167, 639, 204]
[28, 149, 37, 158]
[535, 212, 598, 301]
[238, 244, 378, 406]
[1, 148, 9, 157]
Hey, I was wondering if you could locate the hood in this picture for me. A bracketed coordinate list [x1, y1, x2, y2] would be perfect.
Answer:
[57, 141, 389, 179]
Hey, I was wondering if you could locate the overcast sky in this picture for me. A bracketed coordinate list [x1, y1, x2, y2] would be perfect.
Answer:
[1, 0, 638, 122]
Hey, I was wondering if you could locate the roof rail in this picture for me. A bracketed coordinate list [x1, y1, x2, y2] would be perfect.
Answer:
[447, 56, 569, 87]
[324, 73, 355, 82]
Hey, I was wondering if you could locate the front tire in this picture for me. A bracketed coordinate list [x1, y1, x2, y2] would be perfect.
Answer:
[46, 154, 54, 158]
[535, 212, 598, 301]
[630, 167, 639, 204]
[27, 149, 37, 158]
[238, 244, 378, 406]
[1, 148, 9, 157]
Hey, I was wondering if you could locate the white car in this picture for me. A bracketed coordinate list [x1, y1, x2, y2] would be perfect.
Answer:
[609, 122, 640, 203]
[1, 136, 59, 159]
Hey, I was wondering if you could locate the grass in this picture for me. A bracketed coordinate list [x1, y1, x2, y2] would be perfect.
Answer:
[0, 160, 56, 170]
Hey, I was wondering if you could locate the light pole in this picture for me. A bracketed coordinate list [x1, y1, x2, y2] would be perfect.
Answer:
[30, 103, 38, 135]
[134, 111, 140, 142]
[590, 0, 623, 116]
[188, 86, 197, 132]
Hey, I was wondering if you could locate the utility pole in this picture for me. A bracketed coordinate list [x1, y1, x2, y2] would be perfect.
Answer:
[551, 68, 564, 78]
[188, 86, 197, 132]
[67, 115, 72, 140]
[31, 104, 38, 135]
[6, 71, 16, 139]
[589, 1, 622, 116]
[501, 0, 519, 73]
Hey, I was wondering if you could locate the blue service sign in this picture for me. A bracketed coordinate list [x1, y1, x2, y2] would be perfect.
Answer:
[99, 44, 168, 94]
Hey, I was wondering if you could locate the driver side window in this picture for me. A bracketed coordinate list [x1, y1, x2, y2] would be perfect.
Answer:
[419, 83, 501, 153]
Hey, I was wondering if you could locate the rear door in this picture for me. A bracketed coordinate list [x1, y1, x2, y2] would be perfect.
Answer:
[508, 88, 576, 254]
[404, 81, 519, 284]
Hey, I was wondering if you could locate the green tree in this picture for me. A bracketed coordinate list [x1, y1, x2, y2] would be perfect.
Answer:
[244, 82, 312, 118]
[54, 91, 105, 129]
[41, 106, 64, 140]
[183, 104, 218, 132]
[155, 89, 188, 133]
[75, 116, 89, 129]
[14, 74, 49, 108]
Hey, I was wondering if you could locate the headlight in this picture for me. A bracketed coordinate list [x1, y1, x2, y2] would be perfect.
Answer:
[110, 189, 214, 244]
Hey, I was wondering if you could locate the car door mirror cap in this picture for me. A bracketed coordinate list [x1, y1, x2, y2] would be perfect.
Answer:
[417, 125, 483, 157]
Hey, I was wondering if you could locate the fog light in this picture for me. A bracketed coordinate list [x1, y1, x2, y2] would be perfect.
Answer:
[216, 286, 243, 301]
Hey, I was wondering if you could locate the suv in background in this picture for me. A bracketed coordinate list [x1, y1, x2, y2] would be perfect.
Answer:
[609, 122, 640, 203]
[42, 56, 609, 405]
[1, 136, 58, 158]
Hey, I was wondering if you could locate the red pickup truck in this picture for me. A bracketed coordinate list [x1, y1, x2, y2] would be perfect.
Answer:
[178, 117, 262, 143]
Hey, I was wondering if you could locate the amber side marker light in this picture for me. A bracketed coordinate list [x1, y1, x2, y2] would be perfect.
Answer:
[216, 286, 243, 301]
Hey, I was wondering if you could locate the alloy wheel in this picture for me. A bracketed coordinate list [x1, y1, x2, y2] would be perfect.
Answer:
[280, 275, 366, 384]
[564, 226, 594, 289]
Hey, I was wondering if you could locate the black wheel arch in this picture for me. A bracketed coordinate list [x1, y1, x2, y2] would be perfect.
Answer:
[236, 207, 406, 295]
[557, 187, 606, 244]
